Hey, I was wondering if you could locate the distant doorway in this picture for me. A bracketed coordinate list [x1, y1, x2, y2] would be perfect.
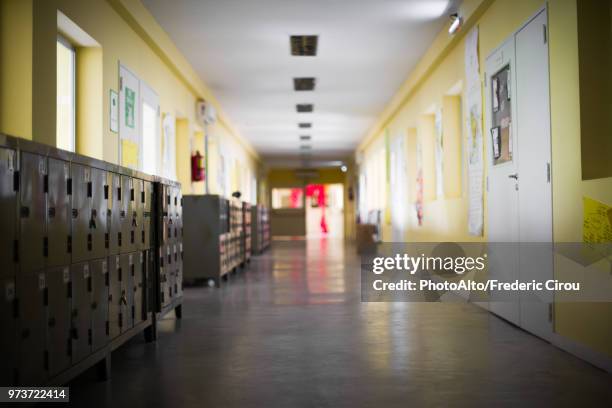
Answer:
[306, 184, 344, 238]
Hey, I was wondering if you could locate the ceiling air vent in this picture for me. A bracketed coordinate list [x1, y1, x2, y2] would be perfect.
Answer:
[293, 77, 316, 91]
[290, 35, 318, 56]
[300, 145, 311, 150]
[298, 123, 311, 128]
[300, 135, 311, 141]
[296, 104, 313, 113]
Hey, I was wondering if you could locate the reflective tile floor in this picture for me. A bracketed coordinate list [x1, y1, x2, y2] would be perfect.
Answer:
[70, 239, 612, 407]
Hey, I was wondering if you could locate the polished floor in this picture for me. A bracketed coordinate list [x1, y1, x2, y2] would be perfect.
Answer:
[70, 239, 612, 407]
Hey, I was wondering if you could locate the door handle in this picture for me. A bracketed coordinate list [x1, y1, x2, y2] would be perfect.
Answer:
[508, 173, 519, 180]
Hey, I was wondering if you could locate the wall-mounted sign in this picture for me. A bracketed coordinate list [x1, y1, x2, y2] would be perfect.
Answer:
[110, 90, 118, 133]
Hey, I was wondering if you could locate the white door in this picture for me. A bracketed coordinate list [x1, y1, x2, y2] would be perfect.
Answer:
[485, 38, 520, 325]
[515, 10, 553, 340]
[140, 81, 160, 175]
[485, 9, 553, 340]
[119, 65, 140, 169]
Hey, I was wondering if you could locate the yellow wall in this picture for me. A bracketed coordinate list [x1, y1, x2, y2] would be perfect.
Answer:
[357, 0, 612, 358]
[0, 0, 259, 193]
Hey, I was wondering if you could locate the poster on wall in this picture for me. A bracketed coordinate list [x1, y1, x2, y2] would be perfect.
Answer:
[434, 108, 444, 199]
[465, 27, 484, 236]
[119, 64, 140, 169]
[162, 113, 177, 180]
[415, 136, 424, 227]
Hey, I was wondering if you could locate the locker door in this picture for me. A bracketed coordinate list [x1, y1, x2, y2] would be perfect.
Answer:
[91, 258, 109, 351]
[108, 255, 121, 339]
[46, 158, 71, 268]
[133, 251, 144, 324]
[90, 169, 108, 259]
[133, 179, 144, 250]
[108, 173, 122, 254]
[46, 266, 71, 377]
[142, 181, 153, 250]
[120, 176, 135, 253]
[19, 152, 46, 274]
[71, 164, 92, 263]
[0, 276, 17, 385]
[0, 148, 17, 279]
[70, 262, 92, 364]
[175, 243, 183, 299]
[119, 253, 134, 331]
[17, 271, 47, 385]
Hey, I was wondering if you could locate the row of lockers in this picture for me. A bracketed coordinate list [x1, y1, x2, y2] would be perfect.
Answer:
[0, 250, 151, 385]
[0, 134, 183, 386]
[0, 148, 156, 276]
[251, 205, 270, 254]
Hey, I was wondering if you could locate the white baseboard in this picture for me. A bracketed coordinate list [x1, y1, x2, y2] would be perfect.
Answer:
[551, 333, 612, 374]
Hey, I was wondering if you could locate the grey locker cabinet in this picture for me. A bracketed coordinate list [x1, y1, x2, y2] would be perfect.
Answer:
[46, 266, 71, 377]
[120, 176, 135, 253]
[46, 158, 71, 268]
[108, 173, 122, 255]
[16, 270, 47, 385]
[120, 253, 135, 330]
[132, 251, 145, 325]
[0, 275, 17, 385]
[19, 152, 46, 274]
[70, 262, 92, 364]
[90, 168, 108, 260]
[174, 243, 183, 299]
[71, 164, 92, 263]
[108, 254, 122, 339]
[0, 147, 17, 278]
[91, 258, 109, 351]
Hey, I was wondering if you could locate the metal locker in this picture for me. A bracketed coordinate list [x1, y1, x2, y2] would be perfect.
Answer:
[19, 152, 46, 274]
[120, 176, 135, 253]
[71, 164, 92, 263]
[46, 158, 71, 268]
[107, 255, 122, 339]
[46, 266, 71, 377]
[0, 148, 17, 279]
[162, 185, 170, 245]
[17, 270, 47, 385]
[90, 258, 109, 351]
[70, 262, 92, 364]
[141, 181, 153, 250]
[133, 179, 144, 250]
[90, 168, 108, 259]
[175, 243, 183, 299]
[132, 251, 145, 324]
[108, 173, 122, 255]
[0, 275, 17, 385]
[120, 253, 134, 330]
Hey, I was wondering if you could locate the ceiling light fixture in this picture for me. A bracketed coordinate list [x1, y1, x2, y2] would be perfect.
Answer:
[296, 104, 313, 113]
[290, 35, 318, 56]
[448, 13, 462, 34]
[294, 77, 316, 91]
[298, 123, 311, 128]
[300, 135, 311, 141]
[340, 165, 348, 173]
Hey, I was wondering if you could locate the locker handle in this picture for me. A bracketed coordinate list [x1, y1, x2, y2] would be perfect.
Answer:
[72, 209, 78, 218]
[132, 218, 138, 228]
[89, 218, 97, 229]
[71, 328, 78, 340]
[20, 206, 29, 218]
[91, 301, 97, 310]
[104, 185, 109, 200]
[13, 171, 20, 192]
[87, 182, 92, 198]
[120, 292, 128, 305]
[44, 175, 49, 193]
[67, 178, 72, 195]
[48, 207, 56, 218]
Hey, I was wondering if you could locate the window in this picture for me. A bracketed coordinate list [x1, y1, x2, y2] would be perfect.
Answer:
[140, 82, 159, 175]
[272, 188, 304, 209]
[56, 36, 75, 152]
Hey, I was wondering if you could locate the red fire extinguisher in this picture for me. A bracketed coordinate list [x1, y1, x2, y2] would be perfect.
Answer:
[191, 150, 205, 181]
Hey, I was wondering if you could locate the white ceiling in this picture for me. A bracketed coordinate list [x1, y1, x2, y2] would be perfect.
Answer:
[142, 0, 455, 165]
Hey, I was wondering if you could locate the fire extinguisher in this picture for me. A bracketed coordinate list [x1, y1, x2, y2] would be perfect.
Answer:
[191, 150, 205, 182]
